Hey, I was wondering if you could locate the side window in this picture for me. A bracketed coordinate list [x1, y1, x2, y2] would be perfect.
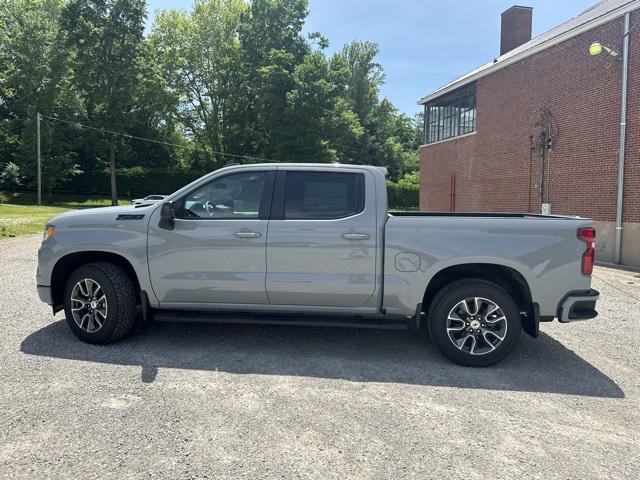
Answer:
[284, 171, 365, 220]
[178, 171, 268, 219]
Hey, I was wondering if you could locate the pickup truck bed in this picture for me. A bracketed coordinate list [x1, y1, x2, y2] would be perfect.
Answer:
[390, 211, 583, 218]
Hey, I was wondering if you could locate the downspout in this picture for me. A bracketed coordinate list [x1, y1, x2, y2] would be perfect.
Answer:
[615, 13, 631, 264]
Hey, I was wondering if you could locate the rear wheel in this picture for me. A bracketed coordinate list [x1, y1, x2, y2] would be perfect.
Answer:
[63, 262, 137, 344]
[427, 279, 521, 367]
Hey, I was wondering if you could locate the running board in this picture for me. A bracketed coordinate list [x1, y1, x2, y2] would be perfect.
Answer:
[153, 310, 408, 330]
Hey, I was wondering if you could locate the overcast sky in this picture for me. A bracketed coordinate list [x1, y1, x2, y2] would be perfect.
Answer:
[147, 0, 597, 116]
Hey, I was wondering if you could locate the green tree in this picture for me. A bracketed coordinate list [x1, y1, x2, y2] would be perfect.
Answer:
[1, 0, 421, 198]
[0, 0, 85, 198]
[123, 40, 183, 170]
[239, 0, 309, 157]
[369, 98, 419, 178]
[150, 0, 248, 168]
[333, 41, 418, 178]
[278, 52, 362, 162]
[60, 0, 147, 203]
[0, 162, 24, 191]
[340, 41, 385, 126]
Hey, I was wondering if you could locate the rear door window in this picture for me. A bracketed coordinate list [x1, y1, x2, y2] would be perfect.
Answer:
[283, 171, 365, 220]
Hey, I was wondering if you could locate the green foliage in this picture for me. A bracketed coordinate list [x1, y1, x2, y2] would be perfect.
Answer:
[0, 0, 80, 191]
[278, 52, 364, 162]
[66, 167, 206, 196]
[387, 172, 420, 210]
[61, 0, 146, 128]
[339, 41, 384, 125]
[150, 0, 248, 168]
[0, 0, 420, 198]
[0, 162, 23, 191]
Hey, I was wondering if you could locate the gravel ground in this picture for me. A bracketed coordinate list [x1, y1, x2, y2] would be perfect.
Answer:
[1, 235, 639, 479]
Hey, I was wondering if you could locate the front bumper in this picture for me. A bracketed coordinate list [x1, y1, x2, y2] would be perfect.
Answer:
[557, 289, 599, 323]
[37, 285, 52, 305]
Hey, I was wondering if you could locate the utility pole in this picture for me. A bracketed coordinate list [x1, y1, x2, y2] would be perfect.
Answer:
[614, 12, 631, 265]
[36, 112, 42, 205]
[109, 143, 118, 206]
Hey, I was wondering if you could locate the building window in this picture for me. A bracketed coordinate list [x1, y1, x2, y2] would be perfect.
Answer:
[424, 82, 476, 144]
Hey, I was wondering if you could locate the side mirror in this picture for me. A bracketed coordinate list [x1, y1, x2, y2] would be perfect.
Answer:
[158, 201, 175, 230]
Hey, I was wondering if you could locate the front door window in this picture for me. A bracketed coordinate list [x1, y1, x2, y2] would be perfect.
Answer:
[179, 172, 268, 219]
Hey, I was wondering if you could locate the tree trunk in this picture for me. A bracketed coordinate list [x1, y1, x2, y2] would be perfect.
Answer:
[110, 143, 118, 206]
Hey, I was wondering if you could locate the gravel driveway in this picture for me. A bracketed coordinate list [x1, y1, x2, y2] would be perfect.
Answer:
[1, 235, 638, 479]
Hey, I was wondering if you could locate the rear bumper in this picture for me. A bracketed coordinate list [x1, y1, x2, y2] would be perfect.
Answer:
[37, 285, 52, 305]
[557, 289, 599, 323]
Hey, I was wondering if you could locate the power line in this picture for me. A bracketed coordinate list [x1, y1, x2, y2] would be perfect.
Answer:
[40, 114, 273, 163]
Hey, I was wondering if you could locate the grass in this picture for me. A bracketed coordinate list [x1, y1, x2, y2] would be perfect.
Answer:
[0, 191, 122, 238]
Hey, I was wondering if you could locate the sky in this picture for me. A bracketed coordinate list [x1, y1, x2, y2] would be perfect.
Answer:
[146, 0, 597, 116]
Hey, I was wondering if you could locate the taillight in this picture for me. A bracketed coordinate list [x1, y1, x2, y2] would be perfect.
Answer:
[577, 227, 596, 275]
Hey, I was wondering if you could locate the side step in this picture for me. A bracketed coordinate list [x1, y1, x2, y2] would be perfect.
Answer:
[154, 310, 408, 330]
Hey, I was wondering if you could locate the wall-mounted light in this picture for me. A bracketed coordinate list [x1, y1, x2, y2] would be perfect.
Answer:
[589, 42, 619, 57]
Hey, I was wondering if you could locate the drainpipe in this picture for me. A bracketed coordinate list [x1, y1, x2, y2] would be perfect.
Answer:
[614, 12, 631, 264]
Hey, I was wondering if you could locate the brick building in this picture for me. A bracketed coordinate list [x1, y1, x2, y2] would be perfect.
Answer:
[418, 0, 640, 265]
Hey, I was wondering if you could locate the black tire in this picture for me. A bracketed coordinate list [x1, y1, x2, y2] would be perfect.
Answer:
[63, 262, 137, 344]
[427, 279, 521, 367]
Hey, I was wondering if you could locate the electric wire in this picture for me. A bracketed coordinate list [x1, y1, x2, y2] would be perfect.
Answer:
[39, 114, 273, 163]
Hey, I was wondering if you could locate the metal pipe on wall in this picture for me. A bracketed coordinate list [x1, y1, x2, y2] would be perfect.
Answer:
[615, 12, 631, 264]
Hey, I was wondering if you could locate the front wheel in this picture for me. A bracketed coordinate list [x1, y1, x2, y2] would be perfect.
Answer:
[427, 279, 522, 367]
[63, 262, 137, 344]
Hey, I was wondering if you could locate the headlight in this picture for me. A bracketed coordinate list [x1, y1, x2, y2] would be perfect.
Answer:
[44, 225, 55, 239]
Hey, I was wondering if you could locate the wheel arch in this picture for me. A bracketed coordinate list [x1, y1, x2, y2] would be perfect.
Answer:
[421, 262, 538, 337]
[51, 251, 142, 313]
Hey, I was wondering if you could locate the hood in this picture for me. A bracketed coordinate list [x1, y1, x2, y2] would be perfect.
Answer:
[47, 203, 160, 227]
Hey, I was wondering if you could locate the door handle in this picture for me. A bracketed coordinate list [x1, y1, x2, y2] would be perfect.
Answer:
[234, 231, 261, 238]
[342, 233, 370, 240]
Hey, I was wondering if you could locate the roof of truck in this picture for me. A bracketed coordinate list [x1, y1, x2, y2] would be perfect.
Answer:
[217, 163, 388, 176]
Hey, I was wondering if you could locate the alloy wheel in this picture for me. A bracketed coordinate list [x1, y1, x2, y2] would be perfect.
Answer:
[70, 278, 108, 333]
[446, 297, 508, 355]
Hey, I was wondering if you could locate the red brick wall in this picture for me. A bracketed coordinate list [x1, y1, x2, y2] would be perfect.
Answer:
[420, 10, 640, 223]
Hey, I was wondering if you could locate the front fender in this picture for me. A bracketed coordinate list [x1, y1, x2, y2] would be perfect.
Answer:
[37, 222, 157, 306]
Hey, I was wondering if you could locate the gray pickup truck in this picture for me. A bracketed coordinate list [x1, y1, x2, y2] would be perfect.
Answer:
[36, 163, 599, 366]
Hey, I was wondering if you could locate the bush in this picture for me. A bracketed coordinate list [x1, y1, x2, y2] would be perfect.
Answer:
[0, 162, 23, 191]
[387, 171, 419, 210]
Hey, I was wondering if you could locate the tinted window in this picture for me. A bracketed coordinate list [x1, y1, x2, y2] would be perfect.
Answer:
[284, 172, 364, 220]
[179, 172, 268, 219]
